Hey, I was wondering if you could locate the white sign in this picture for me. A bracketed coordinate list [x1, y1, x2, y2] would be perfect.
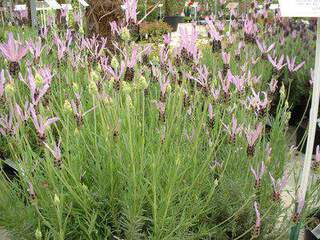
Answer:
[279, 0, 320, 17]
[270, 4, 279, 10]
[78, 0, 89, 7]
[45, 0, 61, 9]
[61, 4, 73, 11]
[14, 4, 27, 11]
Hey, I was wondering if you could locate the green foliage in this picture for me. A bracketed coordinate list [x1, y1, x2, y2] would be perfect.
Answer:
[140, 21, 172, 42]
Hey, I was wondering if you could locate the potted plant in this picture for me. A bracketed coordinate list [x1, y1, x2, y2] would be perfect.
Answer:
[304, 211, 320, 240]
[163, 0, 184, 31]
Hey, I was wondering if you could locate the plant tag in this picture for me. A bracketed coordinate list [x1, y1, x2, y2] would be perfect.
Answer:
[311, 224, 320, 239]
[279, 0, 320, 17]
[78, 0, 89, 7]
[44, 0, 61, 10]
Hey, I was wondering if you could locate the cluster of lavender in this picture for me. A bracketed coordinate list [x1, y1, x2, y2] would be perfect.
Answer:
[0, 0, 313, 236]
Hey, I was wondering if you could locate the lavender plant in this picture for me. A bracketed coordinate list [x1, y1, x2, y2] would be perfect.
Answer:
[0, 1, 317, 239]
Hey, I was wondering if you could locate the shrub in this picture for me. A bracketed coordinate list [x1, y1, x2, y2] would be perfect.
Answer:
[140, 21, 172, 42]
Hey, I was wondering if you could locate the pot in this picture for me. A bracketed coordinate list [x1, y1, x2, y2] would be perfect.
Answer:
[304, 229, 317, 240]
[296, 120, 320, 154]
[164, 16, 184, 31]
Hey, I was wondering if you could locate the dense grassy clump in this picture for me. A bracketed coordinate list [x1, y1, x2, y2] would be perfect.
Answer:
[0, 2, 318, 239]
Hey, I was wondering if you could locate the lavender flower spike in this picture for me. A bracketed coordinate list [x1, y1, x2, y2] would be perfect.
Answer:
[286, 56, 305, 73]
[30, 105, 59, 142]
[44, 139, 62, 168]
[250, 161, 265, 188]
[312, 145, 320, 170]
[269, 171, 288, 201]
[222, 115, 242, 143]
[256, 39, 275, 56]
[253, 201, 261, 238]
[208, 104, 214, 128]
[246, 123, 263, 156]
[267, 54, 287, 72]
[292, 194, 305, 223]
[15, 101, 30, 122]
[0, 32, 28, 63]
[124, 0, 137, 24]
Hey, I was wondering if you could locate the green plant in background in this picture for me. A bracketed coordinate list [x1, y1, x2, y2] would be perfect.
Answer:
[140, 21, 172, 42]
[0, 1, 319, 239]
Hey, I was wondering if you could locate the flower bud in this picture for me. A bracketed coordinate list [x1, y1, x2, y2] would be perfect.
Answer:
[111, 56, 119, 69]
[35, 228, 42, 239]
[135, 75, 148, 90]
[5, 83, 15, 97]
[54, 194, 60, 206]
[72, 82, 79, 93]
[35, 73, 44, 88]
[88, 81, 98, 95]
[120, 27, 131, 42]
[91, 71, 100, 82]
[122, 82, 132, 94]
[63, 100, 72, 113]
[280, 84, 286, 100]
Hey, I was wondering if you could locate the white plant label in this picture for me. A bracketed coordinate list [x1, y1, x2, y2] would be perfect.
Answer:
[45, 0, 61, 9]
[78, 0, 89, 7]
[311, 224, 320, 238]
[279, 0, 320, 17]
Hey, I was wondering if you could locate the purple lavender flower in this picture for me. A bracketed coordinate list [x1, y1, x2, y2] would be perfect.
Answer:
[163, 34, 171, 46]
[292, 195, 305, 223]
[0, 32, 28, 75]
[53, 35, 72, 62]
[223, 115, 242, 143]
[29, 38, 45, 63]
[253, 201, 261, 238]
[256, 39, 275, 58]
[70, 94, 96, 127]
[269, 171, 288, 201]
[178, 26, 200, 63]
[312, 145, 320, 170]
[286, 56, 305, 73]
[205, 17, 222, 41]
[243, 16, 258, 42]
[211, 88, 220, 102]
[221, 51, 231, 65]
[0, 32, 28, 63]
[269, 78, 278, 94]
[208, 104, 214, 128]
[155, 101, 166, 122]
[124, 47, 137, 81]
[250, 161, 265, 188]
[246, 123, 263, 156]
[267, 54, 287, 72]
[159, 75, 170, 102]
[19, 68, 51, 106]
[219, 71, 232, 99]
[124, 0, 137, 24]
[15, 101, 30, 122]
[247, 89, 269, 114]
[232, 74, 246, 93]
[30, 105, 59, 141]
[0, 112, 19, 137]
[44, 139, 62, 168]
[28, 182, 36, 200]
[188, 65, 210, 94]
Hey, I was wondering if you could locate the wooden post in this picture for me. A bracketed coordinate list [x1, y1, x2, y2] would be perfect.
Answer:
[299, 18, 320, 201]
[30, 0, 38, 27]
